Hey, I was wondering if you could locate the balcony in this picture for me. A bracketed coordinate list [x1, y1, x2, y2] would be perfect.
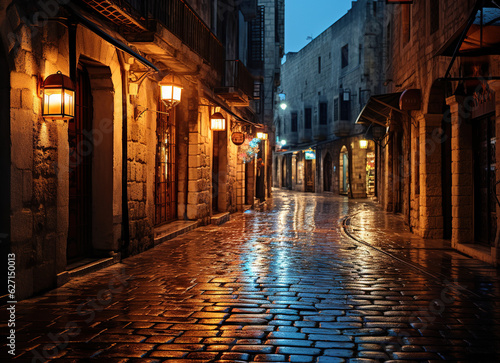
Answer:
[215, 60, 255, 106]
[80, 0, 224, 76]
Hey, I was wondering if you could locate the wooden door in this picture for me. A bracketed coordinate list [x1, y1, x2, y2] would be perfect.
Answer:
[67, 66, 93, 262]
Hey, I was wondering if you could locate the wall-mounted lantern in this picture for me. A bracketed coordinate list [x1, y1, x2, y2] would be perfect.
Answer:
[42, 71, 75, 120]
[159, 74, 183, 109]
[359, 139, 368, 149]
[256, 132, 268, 140]
[210, 112, 226, 131]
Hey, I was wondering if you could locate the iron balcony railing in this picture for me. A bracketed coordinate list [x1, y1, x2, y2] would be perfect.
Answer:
[125, 0, 225, 76]
[225, 60, 255, 99]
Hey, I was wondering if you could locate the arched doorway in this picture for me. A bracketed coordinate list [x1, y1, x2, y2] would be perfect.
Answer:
[67, 65, 93, 263]
[68, 59, 116, 264]
[339, 146, 349, 195]
[366, 141, 376, 196]
[281, 157, 287, 188]
[323, 152, 333, 192]
[155, 101, 177, 223]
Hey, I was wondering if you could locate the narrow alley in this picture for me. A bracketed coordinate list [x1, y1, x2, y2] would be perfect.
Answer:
[4, 190, 500, 362]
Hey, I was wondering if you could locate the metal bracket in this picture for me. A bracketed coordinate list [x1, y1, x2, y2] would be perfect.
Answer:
[136, 107, 170, 120]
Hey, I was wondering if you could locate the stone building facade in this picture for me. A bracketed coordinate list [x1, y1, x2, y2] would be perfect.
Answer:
[1, 0, 283, 300]
[274, 0, 384, 198]
[362, 0, 500, 264]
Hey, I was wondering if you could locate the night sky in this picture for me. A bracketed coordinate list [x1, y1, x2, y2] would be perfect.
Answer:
[285, 0, 354, 53]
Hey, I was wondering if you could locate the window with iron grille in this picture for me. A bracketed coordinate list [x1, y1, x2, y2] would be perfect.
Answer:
[291, 112, 298, 132]
[249, 5, 265, 67]
[334, 98, 339, 121]
[305, 108, 312, 129]
[402, 4, 411, 43]
[340, 95, 350, 120]
[341, 44, 349, 68]
[319, 103, 327, 125]
[429, 0, 439, 34]
[386, 22, 392, 62]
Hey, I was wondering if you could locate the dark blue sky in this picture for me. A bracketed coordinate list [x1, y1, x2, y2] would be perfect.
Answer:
[285, 0, 354, 53]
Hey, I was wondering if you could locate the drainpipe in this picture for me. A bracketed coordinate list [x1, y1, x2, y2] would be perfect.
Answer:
[118, 51, 130, 258]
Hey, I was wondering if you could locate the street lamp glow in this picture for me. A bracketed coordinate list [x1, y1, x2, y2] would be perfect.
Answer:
[359, 139, 368, 149]
[280, 103, 287, 110]
[210, 112, 226, 131]
[42, 71, 75, 120]
[280, 140, 287, 146]
[159, 74, 183, 109]
[257, 132, 268, 140]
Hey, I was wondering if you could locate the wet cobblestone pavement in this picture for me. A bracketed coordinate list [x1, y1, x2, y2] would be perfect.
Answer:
[3, 190, 500, 362]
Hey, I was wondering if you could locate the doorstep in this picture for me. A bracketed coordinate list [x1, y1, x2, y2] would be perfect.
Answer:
[154, 220, 199, 245]
[57, 256, 119, 286]
[241, 204, 253, 212]
[211, 212, 230, 225]
[455, 243, 498, 266]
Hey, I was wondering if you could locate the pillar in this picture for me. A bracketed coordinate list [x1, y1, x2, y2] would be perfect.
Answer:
[446, 95, 473, 246]
[488, 81, 500, 264]
[418, 114, 443, 238]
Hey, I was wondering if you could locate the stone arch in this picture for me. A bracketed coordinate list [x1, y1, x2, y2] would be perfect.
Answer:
[426, 79, 451, 114]
[323, 152, 333, 192]
[281, 157, 287, 188]
[77, 56, 116, 255]
[339, 145, 349, 195]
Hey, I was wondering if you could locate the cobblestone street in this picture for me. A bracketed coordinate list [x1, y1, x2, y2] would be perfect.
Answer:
[4, 190, 500, 362]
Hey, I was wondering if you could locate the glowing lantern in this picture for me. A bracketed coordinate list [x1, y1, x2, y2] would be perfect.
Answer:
[210, 112, 226, 131]
[256, 132, 268, 140]
[42, 71, 75, 120]
[359, 139, 368, 149]
[159, 74, 183, 109]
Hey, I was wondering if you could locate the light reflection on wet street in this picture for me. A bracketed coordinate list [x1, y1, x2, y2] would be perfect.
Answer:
[5, 189, 500, 362]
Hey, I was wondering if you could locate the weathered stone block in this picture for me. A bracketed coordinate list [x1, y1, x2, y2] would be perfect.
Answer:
[11, 209, 33, 242]
[187, 204, 200, 220]
[11, 109, 34, 170]
[188, 155, 200, 168]
[130, 182, 142, 201]
[188, 167, 202, 180]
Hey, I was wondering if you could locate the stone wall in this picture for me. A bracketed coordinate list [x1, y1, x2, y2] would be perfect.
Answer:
[383, 0, 500, 264]
[4, 2, 71, 298]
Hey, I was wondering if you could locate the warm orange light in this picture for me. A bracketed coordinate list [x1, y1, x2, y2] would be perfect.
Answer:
[159, 74, 183, 109]
[257, 132, 268, 140]
[42, 71, 75, 120]
[210, 112, 226, 131]
[359, 139, 368, 149]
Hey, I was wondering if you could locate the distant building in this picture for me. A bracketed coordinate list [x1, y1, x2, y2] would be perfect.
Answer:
[274, 0, 384, 198]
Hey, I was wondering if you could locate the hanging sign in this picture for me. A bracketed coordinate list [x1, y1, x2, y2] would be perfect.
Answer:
[305, 150, 316, 160]
[231, 132, 245, 145]
[399, 89, 421, 110]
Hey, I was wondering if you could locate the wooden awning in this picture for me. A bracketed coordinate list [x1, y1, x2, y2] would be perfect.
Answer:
[436, 0, 500, 58]
[355, 93, 402, 127]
